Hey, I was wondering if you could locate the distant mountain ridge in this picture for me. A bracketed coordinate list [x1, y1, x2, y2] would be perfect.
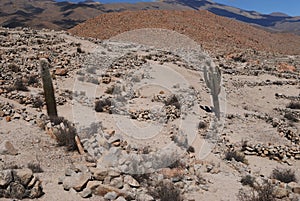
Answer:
[0, 0, 299, 35]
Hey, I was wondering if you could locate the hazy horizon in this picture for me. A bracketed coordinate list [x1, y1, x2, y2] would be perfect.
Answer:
[54, 0, 300, 16]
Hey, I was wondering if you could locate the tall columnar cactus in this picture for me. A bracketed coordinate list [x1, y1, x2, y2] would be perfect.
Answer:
[40, 58, 58, 118]
[203, 65, 221, 119]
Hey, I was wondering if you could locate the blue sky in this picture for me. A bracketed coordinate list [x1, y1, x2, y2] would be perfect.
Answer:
[57, 0, 300, 16]
[213, 0, 300, 16]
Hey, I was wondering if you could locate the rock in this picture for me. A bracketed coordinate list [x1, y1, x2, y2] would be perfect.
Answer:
[288, 182, 300, 194]
[244, 150, 256, 155]
[93, 167, 109, 181]
[55, 68, 68, 76]
[108, 169, 121, 177]
[140, 193, 155, 201]
[12, 113, 21, 119]
[0, 140, 18, 155]
[73, 173, 91, 191]
[27, 176, 38, 188]
[5, 116, 11, 122]
[79, 188, 92, 198]
[0, 170, 13, 187]
[160, 168, 184, 179]
[63, 173, 91, 191]
[104, 191, 118, 200]
[86, 180, 102, 191]
[274, 187, 289, 198]
[28, 180, 43, 199]
[124, 175, 140, 187]
[110, 177, 123, 189]
[13, 168, 33, 186]
[116, 196, 127, 201]
[93, 184, 128, 198]
[9, 182, 26, 199]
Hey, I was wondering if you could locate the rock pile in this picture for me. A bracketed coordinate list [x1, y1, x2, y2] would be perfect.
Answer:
[243, 143, 300, 164]
[0, 168, 43, 199]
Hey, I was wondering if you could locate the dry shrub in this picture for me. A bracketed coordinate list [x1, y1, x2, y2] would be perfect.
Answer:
[271, 167, 296, 183]
[238, 181, 276, 201]
[149, 181, 182, 201]
[241, 175, 255, 187]
[27, 162, 43, 173]
[287, 101, 300, 110]
[225, 150, 247, 163]
[50, 116, 77, 151]
[284, 112, 298, 122]
[14, 78, 28, 91]
[95, 98, 112, 113]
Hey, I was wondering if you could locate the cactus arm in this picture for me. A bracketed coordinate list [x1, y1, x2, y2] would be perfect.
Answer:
[40, 58, 58, 118]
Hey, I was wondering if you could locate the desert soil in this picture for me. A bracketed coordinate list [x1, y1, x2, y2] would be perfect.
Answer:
[0, 25, 299, 201]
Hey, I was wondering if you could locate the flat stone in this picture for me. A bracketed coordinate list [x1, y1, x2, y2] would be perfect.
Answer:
[93, 167, 109, 181]
[12, 113, 21, 119]
[63, 173, 91, 191]
[13, 168, 33, 186]
[72, 173, 91, 191]
[124, 175, 140, 187]
[104, 191, 117, 200]
[244, 150, 257, 155]
[79, 188, 92, 198]
[86, 180, 102, 191]
[93, 184, 128, 198]
[0, 140, 18, 155]
[110, 177, 123, 189]
[108, 169, 121, 177]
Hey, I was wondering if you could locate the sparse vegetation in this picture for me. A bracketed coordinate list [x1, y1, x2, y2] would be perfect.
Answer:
[225, 150, 247, 163]
[27, 75, 39, 86]
[95, 98, 112, 113]
[241, 175, 255, 187]
[32, 97, 44, 108]
[149, 181, 182, 201]
[8, 63, 20, 73]
[238, 181, 276, 201]
[287, 101, 300, 110]
[27, 162, 43, 173]
[271, 167, 296, 183]
[168, 159, 185, 169]
[50, 116, 77, 151]
[14, 78, 28, 91]
[284, 112, 298, 122]
[164, 94, 180, 109]
[198, 121, 207, 129]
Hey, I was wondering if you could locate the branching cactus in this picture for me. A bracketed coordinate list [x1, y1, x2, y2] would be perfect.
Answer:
[204, 64, 221, 119]
[40, 58, 58, 118]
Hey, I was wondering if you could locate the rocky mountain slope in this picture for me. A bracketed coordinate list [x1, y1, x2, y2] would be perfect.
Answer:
[0, 0, 299, 35]
[69, 10, 300, 55]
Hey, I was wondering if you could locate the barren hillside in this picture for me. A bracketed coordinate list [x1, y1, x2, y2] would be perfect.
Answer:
[69, 10, 300, 55]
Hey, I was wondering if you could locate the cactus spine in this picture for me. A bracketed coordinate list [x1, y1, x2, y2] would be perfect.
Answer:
[40, 58, 58, 118]
[204, 65, 221, 119]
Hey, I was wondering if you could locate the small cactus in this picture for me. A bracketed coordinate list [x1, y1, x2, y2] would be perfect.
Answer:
[40, 58, 57, 118]
[203, 64, 221, 119]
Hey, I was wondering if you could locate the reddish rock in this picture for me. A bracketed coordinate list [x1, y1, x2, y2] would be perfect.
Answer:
[55, 68, 68, 76]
